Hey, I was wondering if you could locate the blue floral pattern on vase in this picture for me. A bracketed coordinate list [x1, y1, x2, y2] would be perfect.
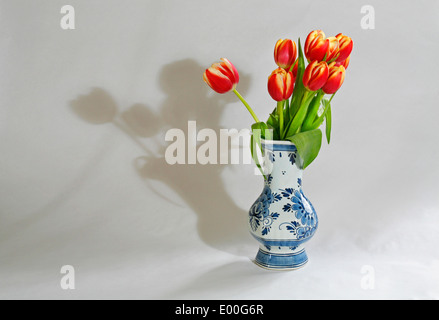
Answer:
[280, 221, 316, 240]
[282, 189, 317, 227]
[288, 152, 296, 165]
[279, 189, 317, 240]
[249, 185, 281, 235]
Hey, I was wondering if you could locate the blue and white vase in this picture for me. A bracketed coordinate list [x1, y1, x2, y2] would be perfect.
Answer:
[249, 140, 318, 270]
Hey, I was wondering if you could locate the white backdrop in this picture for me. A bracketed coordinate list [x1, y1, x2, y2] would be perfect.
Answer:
[1, 0, 439, 299]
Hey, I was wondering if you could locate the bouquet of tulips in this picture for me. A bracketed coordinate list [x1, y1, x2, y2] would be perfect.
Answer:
[203, 30, 353, 173]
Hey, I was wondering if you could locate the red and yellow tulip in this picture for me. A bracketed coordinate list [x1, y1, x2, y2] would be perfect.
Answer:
[335, 33, 353, 63]
[322, 62, 346, 94]
[203, 58, 240, 94]
[304, 30, 329, 62]
[326, 37, 339, 62]
[302, 60, 329, 91]
[274, 39, 297, 70]
[267, 68, 295, 101]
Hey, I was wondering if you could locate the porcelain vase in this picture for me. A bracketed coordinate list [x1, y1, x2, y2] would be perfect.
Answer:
[249, 140, 318, 270]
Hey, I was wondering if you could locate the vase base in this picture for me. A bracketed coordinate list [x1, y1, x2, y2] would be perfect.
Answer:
[254, 248, 308, 271]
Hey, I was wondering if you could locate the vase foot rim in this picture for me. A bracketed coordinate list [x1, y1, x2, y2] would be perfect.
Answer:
[253, 247, 309, 271]
[252, 259, 308, 271]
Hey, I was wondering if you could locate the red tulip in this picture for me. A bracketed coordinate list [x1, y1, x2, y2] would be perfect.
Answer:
[335, 33, 353, 63]
[335, 55, 350, 69]
[322, 62, 346, 94]
[203, 58, 239, 94]
[267, 68, 294, 101]
[274, 39, 297, 70]
[304, 30, 329, 62]
[303, 60, 329, 91]
[326, 37, 339, 62]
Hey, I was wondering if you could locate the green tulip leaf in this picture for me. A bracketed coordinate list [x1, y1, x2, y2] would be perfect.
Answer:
[289, 38, 306, 119]
[285, 102, 308, 137]
[286, 129, 322, 169]
[267, 112, 279, 140]
[309, 98, 331, 131]
[284, 90, 316, 137]
[251, 122, 268, 150]
[301, 91, 325, 131]
[325, 104, 332, 144]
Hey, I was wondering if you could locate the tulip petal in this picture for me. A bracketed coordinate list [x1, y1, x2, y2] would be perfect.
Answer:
[220, 58, 239, 84]
[326, 37, 339, 62]
[204, 67, 233, 94]
[284, 72, 294, 99]
[335, 33, 353, 62]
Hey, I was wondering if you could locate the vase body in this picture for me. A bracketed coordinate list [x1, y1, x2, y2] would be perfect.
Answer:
[248, 140, 318, 270]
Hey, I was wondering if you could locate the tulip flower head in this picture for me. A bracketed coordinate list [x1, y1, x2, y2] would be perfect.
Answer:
[302, 60, 329, 91]
[203, 58, 240, 94]
[274, 39, 297, 70]
[335, 33, 353, 63]
[304, 30, 329, 62]
[322, 62, 346, 94]
[326, 37, 339, 62]
[267, 67, 294, 101]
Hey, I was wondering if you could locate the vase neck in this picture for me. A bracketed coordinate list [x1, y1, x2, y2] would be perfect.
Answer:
[261, 141, 303, 189]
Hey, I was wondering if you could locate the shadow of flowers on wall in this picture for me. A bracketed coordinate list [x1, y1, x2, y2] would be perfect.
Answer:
[70, 59, 255, 256]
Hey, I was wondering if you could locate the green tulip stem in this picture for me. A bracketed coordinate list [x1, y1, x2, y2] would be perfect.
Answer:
[233, 89, 260, 123]
[277, 100, 285, 138]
